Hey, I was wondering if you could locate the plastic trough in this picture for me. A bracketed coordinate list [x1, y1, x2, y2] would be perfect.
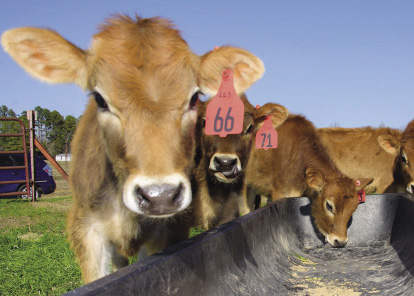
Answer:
[65, 194, 414, 295]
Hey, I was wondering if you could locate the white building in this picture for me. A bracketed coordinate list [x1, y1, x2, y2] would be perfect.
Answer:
[55, 154, 72, 161]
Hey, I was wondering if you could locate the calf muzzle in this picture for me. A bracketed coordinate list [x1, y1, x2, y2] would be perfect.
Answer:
[210, 154, 241, 182]
[123, 174, 192, 217]
[326, 234, 348, 248]
[135, 183, 184, 216]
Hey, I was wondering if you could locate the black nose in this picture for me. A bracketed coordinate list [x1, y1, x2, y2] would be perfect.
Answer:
[135, 183, 183, 216]
[213, 156, 237, 173]
[334, 239, 347, 248]
[411, 184, 414, 193]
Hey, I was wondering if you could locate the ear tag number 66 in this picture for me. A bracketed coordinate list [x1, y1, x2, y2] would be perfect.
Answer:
[256, 115, 278, 150]
[205, 69, 244, 137]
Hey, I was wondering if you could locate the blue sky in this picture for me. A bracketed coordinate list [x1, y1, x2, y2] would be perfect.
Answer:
[0, 1, 413, 129]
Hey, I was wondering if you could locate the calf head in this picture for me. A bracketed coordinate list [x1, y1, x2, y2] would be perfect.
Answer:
[197, 95, 255, 185]
[197, 99, 289, 187]
[306, 168, 373, 247]
[400, 120, 414, 194]
[2, 15, 264, 217]
[378, 121, 414, 195]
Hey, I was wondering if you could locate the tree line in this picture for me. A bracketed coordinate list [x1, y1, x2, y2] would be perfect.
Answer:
[0, 105, 78, 157]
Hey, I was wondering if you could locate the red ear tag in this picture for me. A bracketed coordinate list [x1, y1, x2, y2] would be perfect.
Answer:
[205, 69, 244, 137]
[256, 115, 278, 150]
[358, 190, 366, 204]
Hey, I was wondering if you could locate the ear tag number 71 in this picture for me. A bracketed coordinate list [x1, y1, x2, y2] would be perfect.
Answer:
[205, 69, 244, 137]
[256, 115, 278, 150]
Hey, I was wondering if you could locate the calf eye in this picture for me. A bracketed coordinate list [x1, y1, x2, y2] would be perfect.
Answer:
[189, 92, 200, 110]
[402, 153, 408, 165]
[326, 201, 333, 213]
[92, 91, 108, 111]
[245, 124, 254, 134]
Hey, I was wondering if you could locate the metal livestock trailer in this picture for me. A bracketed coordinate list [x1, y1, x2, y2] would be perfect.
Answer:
[65, 194, 414, 295]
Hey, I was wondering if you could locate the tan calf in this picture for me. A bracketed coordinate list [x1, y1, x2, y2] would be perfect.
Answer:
[318, 120, 414, 195]
[192, 98, 288, 229]
[2, 14, 265, 282]
[395, 120, 414, 194]
[245, 114, 372, 247]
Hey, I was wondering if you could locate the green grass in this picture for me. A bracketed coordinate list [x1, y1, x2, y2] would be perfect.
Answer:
[0, 197, 205, 295]
[0, 197, 82, 295]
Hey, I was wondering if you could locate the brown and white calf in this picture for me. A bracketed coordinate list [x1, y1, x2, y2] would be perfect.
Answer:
[1, 14, 265, 283]
[245, 114, 372, 247]
[318, 120, 414, 195]
[192, 98, 289, 229]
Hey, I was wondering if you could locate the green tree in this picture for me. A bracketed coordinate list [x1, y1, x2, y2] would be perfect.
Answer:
[0, 105, 79, 156]
[47, 110, 65, 156]
[0, 106, 24, 151]
[63, 115, 77, 154]
[34, 106, 50, 144]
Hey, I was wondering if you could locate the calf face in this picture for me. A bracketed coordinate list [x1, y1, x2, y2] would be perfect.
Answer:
[198, 95, 256, 186]
[378, 120, 414, 195]
[1, 15, 265, 217]
[400, 120, 414, 194]
[307, 171, 372, 247]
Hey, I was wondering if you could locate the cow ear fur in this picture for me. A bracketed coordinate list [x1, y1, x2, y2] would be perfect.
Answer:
[1, 27, 87, 88]
[355, 178, 374, 191]
[306, 168, 325, 192]
[255, 103, 289, 130]
[198, 46, 264, 96]
[377, 135, 400, 155]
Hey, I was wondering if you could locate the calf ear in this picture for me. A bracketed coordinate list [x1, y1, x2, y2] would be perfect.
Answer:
[377, 135, 400, 155]
[198, 46, 264, 96]
[1, 27, 87, 87]
[306, 168, 325, 192]
[355, 178, 374, 191]
[255, 103, 289, 129]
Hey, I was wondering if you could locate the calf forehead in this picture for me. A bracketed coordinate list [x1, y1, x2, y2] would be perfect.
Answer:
[202, 109, 254, 152]
[88, 15, 198, 103]
[325, 179, 355, 199]
[402, 122, 414, 150]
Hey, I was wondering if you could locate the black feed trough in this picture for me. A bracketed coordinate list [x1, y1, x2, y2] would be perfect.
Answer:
[65, 194, 414, 295]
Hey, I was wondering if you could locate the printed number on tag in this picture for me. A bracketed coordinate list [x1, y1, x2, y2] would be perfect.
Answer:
[256, 116, 278, 150]
[205, 69, 244, 137]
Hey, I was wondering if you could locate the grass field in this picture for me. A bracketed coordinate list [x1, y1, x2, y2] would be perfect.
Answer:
[0, 196, 82, 295]
[0, 161, 203, 295]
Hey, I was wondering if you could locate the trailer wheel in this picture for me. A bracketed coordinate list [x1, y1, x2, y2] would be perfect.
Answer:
[18, 184, 41, 200]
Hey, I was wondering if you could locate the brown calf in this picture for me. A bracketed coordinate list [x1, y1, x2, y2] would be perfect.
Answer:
[192, 98, 289, 229]
[1, 15, 265, 282]
[245, 114, 372, 247]
[318, 121, 414, 195]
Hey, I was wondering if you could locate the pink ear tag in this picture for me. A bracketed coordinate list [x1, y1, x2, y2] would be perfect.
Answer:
[358, 189, 366, 204]
[205, 69, 244, 137]
[256, 115, 278, 150]
[355, 180, 365, 203]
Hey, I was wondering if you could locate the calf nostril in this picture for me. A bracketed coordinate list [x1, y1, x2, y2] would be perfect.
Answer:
[135, 184, 183, 204]
[214, 156, 222, 166]
[170, 183, 183, 203]
[214, 157, 237, 171]
[135, 186, 150, 207]
[333, 239, 347, 248]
